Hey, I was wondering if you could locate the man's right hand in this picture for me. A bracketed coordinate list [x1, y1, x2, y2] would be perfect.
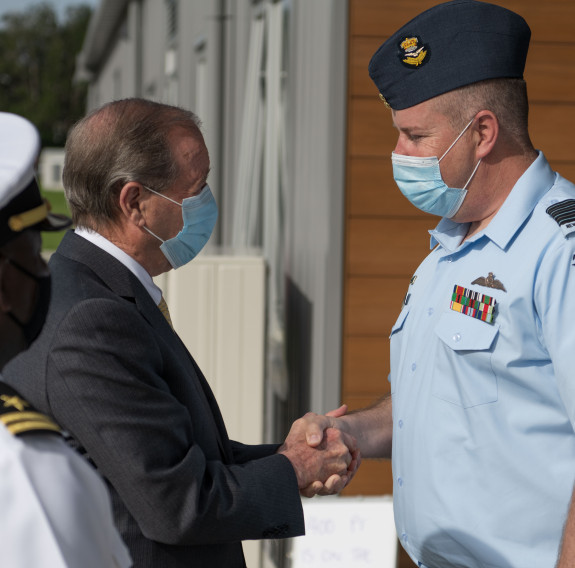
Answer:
[299, 396, 393, 496]
[296, 405, 360, 497]
[277, 410, 359, 495]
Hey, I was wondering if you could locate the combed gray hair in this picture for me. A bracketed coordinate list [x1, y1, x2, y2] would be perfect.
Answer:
[432, 78, 533, 150]
[63, 98, 203, 230]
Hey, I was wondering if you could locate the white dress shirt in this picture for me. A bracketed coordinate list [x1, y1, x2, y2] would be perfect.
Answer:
[75, 227, 162, 304]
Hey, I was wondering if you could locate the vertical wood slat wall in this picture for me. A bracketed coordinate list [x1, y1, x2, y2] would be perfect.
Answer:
[342, 0, 575, 503]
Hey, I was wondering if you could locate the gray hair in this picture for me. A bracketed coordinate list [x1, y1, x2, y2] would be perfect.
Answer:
[432, 78, 533, 150]
[63, 98, 203, 230]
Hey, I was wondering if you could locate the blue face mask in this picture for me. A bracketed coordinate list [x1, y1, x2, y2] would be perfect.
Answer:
[143, 184, 218, 269]
[391, 119, 481, 218]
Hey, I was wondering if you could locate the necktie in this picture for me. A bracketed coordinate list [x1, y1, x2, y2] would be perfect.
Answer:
[157, 296, 173, 329]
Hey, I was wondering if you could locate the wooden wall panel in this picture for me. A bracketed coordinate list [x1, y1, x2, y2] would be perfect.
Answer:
[349, 36, 386, 97]
[349, 0, 443, 37]
[550, 162, 575, 182]
[348, 158, 393, 216]
[348, 218, 434, 276]
[341, 459, 393, 496]
[503, 0, 575, 42]
[348, 157, 433, 217]
[348, 97, 394, 157]
[343, 336, 391, 396]
[530, 105, 575, 160]
[344, 276, 409, 336]
[526, 44, 575, 103]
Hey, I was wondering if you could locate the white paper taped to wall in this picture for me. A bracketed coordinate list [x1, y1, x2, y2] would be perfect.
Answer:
[289, 496, 397, 568]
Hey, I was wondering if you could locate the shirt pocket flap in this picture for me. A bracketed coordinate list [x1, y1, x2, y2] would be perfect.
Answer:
[434, 310, 499, 351]
[390, 307, 410, 338]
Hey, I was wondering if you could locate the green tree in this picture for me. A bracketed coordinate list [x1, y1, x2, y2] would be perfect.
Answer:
[0, 3, 92, 147]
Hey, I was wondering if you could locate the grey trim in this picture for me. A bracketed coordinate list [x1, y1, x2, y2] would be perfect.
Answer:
[286, 0, 348, 414]
[75, 0, 131, 79]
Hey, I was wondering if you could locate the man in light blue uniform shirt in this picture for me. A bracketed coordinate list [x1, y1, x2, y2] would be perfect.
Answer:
[390, 152, 575, 568]
[305, 1, 575, 566]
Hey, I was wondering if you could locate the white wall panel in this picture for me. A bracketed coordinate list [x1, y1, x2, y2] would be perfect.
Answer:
[162, 255, 266, 445]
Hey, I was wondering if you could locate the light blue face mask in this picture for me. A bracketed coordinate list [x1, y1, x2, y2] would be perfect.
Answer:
[143, 184, 218, 269]
[391, 119, 481, 218]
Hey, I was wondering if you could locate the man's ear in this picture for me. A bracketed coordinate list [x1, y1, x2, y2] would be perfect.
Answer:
[474, 110, 498, 160]
[118, 182, 147, 227]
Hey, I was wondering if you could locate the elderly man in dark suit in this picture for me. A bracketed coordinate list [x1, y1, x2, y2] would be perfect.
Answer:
[4, 98, 358, 568]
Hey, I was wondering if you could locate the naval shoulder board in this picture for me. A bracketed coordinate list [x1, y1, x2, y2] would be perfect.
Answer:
[0, 381, 61, 436]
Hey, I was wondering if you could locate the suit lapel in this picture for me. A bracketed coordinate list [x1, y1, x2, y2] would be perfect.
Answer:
[56, 231, 234, 463]
[134, 290, 234, 462]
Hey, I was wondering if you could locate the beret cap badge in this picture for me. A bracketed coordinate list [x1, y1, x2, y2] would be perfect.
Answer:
[398, 35, 430, 68]
[379, 93, 391, 108]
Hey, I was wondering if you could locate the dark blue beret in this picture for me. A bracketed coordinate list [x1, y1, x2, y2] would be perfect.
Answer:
[368, 0, 531, 110]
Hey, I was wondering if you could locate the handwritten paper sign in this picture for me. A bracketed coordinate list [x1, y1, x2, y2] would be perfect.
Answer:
[290, 496, 397, 568]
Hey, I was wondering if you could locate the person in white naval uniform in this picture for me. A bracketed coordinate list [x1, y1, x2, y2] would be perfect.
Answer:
[0, 111, 131, 568]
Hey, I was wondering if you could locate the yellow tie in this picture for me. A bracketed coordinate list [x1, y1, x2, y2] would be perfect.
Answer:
[157, 296, 173, 329]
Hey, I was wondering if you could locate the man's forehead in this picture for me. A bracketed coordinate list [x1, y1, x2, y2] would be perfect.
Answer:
[391, 100, 438, 130]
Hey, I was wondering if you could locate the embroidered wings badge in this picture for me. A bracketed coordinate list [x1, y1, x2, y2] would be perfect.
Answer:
[471, 272, 506, 292]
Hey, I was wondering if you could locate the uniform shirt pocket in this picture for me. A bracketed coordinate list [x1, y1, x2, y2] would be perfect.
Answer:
[432, 310, 500, 408]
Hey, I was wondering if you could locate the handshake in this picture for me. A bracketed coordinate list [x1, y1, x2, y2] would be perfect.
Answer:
[277, 405, 361, 498]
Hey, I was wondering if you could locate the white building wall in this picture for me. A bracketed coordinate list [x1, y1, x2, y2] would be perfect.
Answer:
[140, 1, 166, 99]
[39, 148, 66, 191]
[86, 23, 131, 104]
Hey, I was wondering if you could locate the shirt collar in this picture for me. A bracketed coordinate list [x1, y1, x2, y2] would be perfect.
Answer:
[74, 227, 163, 305]
[429, 151, 556, 253]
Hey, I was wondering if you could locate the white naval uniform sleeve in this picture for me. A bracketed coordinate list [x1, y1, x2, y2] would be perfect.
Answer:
[0, 425, 131, 568]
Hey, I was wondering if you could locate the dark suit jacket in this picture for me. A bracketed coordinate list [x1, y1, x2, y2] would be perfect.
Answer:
[5, 231, 304, 567]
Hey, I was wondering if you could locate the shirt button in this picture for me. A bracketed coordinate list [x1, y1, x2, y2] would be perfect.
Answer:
[397, 477, 403, 487]
[453, 333, 461, 342]
[446, 257, 453, 263]
[398, 419, 404, 429]
[428, 307, 434, 316]
[401, 532, 408, 544]
[411, 363, 417, 372]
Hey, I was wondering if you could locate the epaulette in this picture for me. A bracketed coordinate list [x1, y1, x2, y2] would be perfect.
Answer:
[0, 381, 61, 437]
[546, 199, 575, 238]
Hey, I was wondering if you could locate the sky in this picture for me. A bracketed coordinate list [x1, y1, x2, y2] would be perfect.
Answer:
[0, 0, 100, 23]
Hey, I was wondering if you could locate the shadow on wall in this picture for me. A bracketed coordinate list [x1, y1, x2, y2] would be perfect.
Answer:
[285, 277, 312, 427]
[271, 277, 313, 441]
[266, 277, 313, 568]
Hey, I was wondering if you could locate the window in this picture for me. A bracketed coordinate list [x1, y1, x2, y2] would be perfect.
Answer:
[163, 0, 179, 105]
[166, 0, 178, 42]
[51, 164, 61, 186]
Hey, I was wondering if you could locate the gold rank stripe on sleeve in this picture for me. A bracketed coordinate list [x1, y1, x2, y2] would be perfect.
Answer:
[0, 410, 61, 436]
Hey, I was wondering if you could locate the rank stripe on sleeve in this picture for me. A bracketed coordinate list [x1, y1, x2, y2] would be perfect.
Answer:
[546, 199, 575, 237]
